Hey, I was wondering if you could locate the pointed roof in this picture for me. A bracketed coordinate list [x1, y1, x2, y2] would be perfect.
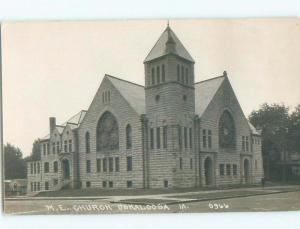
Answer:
[40, 110, 87, 140]
[144, 25, 194, 63]
[248, 121, 261, 135]
[105, 75, 146, 115]
[62, 110, 87, 126]
[195, 75, 226, 117]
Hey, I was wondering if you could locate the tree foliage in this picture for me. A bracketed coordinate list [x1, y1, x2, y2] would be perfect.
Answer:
[249, 103, 290, 161]
[249, 103, 300, 180]
[4, 143, 26, 179]
[26, 139, 41, 161]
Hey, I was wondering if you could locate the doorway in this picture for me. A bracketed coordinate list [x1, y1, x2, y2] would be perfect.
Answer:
[204, 157, 213, 185]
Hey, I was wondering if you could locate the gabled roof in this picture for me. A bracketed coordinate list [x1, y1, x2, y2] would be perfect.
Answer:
[106, 75, 145, 115]
[40, 110, 87, 140]
[195, 75, 225, 117]
[144, 26, 194, 63]
[248, 121, 261, 135]
[62, 110, 87, 126]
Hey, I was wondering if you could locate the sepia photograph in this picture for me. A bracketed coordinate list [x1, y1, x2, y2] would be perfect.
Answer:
[1, 18, 300, 215]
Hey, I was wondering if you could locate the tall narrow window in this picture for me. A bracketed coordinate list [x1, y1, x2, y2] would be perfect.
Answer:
[69, 140, 72, 152]
[179, 157, 183, 170]
[226, 164, 231, 175]
[150, 128, 154, 149]
[189, 128, 193, 149]
[242, 136, 245, 151]
[233, 164, 237, 175]
[127, 156, 132, 171]
[184, 127, 188, 148]
[64, 140, 68, 152]
[156, 127, 161, 149]
[34, 163, 36, 174]
[109, 157, 114, 172]
[37, 163, 40, 173]
[126, 124, 132, 149]
[151, 67, 155, 85]
[178, 126, 182, 149]
[202, 129, 207, 148]
[181, 66, 184, 83]
[208, 130, 212, 148]
[162, 64, 165, 82]
[185, 68, 189, 84]
[44, 162, 49, 173]
[103, 158, 107, 172]
[45, 181, 49, 191]
[97, 158, 101, 172]
[156, 66, 160, 84]
[52, 142, 56, 154]
[86, 160, 91, 173]
[177, 64, 180, 81]
[115, 157, 120, 172]
[43, 144, 46, 155]
[190, 158, 193, 169]
[56, 141, 60, 153]
[47, 143, 50, 154]
[220, 164, 225, 175]
[30, 163, 33, 174]
[163, 126, 167, 149]
[85, 132, 90, 153]
[246, 136, 249, 152]
[53, 161, 58, 173]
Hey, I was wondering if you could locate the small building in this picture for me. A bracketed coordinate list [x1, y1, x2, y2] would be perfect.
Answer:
[277, 151, 300, 181]
[5, 179, 27, 196]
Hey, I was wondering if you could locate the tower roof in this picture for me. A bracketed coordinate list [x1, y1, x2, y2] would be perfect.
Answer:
[144, 25, 195, 63]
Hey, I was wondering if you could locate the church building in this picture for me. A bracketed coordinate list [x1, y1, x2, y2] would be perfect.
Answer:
[27, 25, 264, 193]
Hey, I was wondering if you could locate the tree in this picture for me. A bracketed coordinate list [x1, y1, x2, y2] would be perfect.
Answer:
[249, 103, 290, 180]
[26, 139, 41, 161]
[4, 143, 27, 179]
[288, 105, 300, 153]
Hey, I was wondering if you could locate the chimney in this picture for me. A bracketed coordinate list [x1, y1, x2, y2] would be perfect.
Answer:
[49, 117, 56, 134]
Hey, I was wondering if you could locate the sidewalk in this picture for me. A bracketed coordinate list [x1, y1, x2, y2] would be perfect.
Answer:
[5, 184, 300, 204]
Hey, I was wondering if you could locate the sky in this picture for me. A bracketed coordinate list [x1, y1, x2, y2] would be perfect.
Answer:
[2, 18, 300, 156]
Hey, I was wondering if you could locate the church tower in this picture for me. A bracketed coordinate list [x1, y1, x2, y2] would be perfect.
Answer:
[144, 24, 196, 188]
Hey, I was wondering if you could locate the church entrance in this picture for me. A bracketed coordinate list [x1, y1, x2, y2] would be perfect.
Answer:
[244, 159, 250, 184]
[62, 159, 70, 180]
[204, 157, 213, 186]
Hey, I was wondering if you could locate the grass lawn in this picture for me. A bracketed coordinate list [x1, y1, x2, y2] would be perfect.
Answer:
[35, 184, 262, 197]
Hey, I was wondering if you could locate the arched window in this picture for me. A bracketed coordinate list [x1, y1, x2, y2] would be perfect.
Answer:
[219, 110, 236, 148]
[162, 64, 165, 82]
[96, 111, 119, 151]
[85, 132, 90, 153]
[126, 124, 132, 149]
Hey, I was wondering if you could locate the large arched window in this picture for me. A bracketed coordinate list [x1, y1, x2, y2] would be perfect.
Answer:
[219, 110, 236, 148]
[126, 124, 132, 149]
[96, 111, 119, 151]
[85, 132, 90, 153]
